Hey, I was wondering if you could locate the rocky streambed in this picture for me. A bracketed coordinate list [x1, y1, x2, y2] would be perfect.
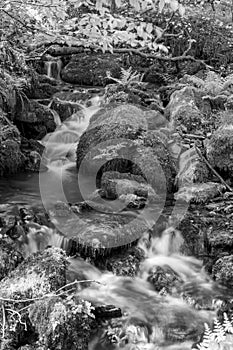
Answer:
[1, 54, 233, 349]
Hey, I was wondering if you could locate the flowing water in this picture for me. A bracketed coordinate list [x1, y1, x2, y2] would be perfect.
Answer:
[0, 92, 230, 349]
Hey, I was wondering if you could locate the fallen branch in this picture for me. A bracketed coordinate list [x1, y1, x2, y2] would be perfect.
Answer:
[195, 145, 233, 192]
[0, 279, 103, 304]
[44, 44, 208, 67]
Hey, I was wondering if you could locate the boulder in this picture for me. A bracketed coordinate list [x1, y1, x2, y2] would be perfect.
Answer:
[0, 109, 24, 176]
[212, 255, 233, 287]
[165, 86, 203, 133]
[61, 53, 121, 85]
[0, 238, 24, 281]
[0, 248, 67, 349]
[15, 100, 56, 139]
[28, 296, 93, 350]
[96, 246, 145, 276]
[147, 265, 183, 294]
[50, 97, 83, 122]
[76, 104, 175, 195]
[49, 201, 150, 255]
[206, 120, 233, 180]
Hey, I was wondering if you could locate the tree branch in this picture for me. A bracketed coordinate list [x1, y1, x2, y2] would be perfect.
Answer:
[44, 44, 208, 67]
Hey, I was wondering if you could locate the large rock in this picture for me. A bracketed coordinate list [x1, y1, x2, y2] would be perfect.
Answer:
[0, 248, 67, 349]
[0, 109, 24, 176]
[0, 238, 24, 281]
[76, 104, 175, 195]
[165, 86, 203, 133]
[212, 255, 233, 287]
[61, 53, 121, 85]
[206, 116, 233, 180]
[50, 97, 83, 122]
[49, 201, 151, 255]
[15, 100, 56, 139]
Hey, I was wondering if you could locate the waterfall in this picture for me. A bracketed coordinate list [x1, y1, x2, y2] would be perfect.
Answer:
[44, 59, 63, 80]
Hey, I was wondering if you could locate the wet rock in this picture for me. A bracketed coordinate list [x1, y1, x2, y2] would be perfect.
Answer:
[61, 53, 121, 86]
[165, 86, 203, 133]
[31, 83, 59, 99]
[93, 305, 122, 319]
[96, 246, 145, 276]
[15, 100, 56, 139]
[0, 238, 24, 281]
[50, 97, 83, 122]
[51, 202, 150, 257]
[53, 90, 92, 103]
[147, 265, 183, 294]
[0, 109, 24, 176]
[100, 171, 156, 201]
[212, 255, 233, 287]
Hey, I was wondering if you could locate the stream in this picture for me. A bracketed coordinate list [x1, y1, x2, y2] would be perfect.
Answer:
[0, 65, 231, 349]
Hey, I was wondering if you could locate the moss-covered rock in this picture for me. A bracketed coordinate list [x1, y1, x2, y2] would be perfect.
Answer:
[0, 247, 67, 301]
[175, 182, 225, 204]
[28, 296, 93, 350]
[95, 246, 145, 276]
[165, 86, 203, 132]
[50, 201, 150, 255]
[0, 109, 24, 176]
[0, 238, 24, 281]
[212, 255, 233, 287]
[0, 248, 68, 349]
[147, 265, 183, 294]
[15, 100, 56, 140]
[50, 97, 83, 122]
[76, 104, 175, 195]
[61, 53, 121, 86]
[206, 122, 233, 180]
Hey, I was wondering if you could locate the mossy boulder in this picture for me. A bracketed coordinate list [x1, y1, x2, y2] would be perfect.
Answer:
[0, 247, 67, 301]
[206, 122, 233, 180]
[61, 53, 121, 86]
[49, 202, 151, 255]
[165, 86, 203, 132]
[0, 238, 24, 281]
[100, 171, 157, 200]
[28, 296, 93, 350]
[0, 109, 24, 176]
[15, 100, 56, 139]
[76, 104, 175, 195]
[0, 248, 68, 349]
[50, 97, 83, 122]
[212, 255, 233, 287]
[147, 265, 183, 294]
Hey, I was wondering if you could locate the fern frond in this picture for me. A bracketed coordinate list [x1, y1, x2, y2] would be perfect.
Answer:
[223, 313, 233, 334]
[106, 67, 144, 88]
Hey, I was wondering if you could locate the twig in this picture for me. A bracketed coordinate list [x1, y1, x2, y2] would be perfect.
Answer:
[155, 13, 175, 44]
[6, 309, 27, 330]
[195, 145, 233, 192]
[55, 279, 103, 294]
[0, 279, 103, 304]
[1, 304, 6, 339]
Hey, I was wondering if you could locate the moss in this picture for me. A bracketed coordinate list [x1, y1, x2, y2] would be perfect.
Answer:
[0, 238, 24, 281]
[29, 296, 94, 350]
[212, 255, 233, 287]
[206, 124, 233, 177]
